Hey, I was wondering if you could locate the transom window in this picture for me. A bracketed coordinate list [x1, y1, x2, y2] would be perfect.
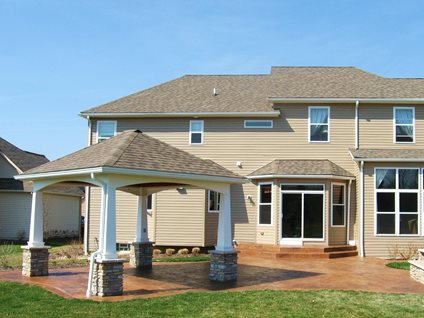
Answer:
[208, 191, 221, 213]
[309, 106, 330, 142]
[394, 107, 415, 143]
[97, 121, 116, 143]
[331, 184, 345, 227]
[244, 120, 273, 128]
[258, 183, 272, 225]
[375, 168, 419, 236]
[189, 120, 204, 145]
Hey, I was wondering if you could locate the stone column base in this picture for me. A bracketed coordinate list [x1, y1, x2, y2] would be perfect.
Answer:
[21, 246, 50, 277]
[92, 259, 124, 296]
[130, 242, 154, 269]
[209, 250, 239, 282]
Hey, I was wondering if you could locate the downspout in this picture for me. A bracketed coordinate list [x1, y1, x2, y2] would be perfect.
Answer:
[86, 173, 106, 298]
[84, 116, 92, 255]
[355, 100, 359, 149]
[346, 179, 352, 245]
[359, 161, 365, 257]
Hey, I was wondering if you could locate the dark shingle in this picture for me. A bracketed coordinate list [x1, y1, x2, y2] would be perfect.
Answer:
[0, 138, 48, 172]
[350, 148, 424, 160]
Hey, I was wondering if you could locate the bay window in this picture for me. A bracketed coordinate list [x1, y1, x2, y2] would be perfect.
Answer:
[258, 183, 272, 225]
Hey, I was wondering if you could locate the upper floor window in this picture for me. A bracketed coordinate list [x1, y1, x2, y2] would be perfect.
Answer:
[189, 120, 204, 145]
[394, 107, 415, 143]
[97, 121, 116, 143]
[309, 106, 330, 142]
[258, 183, 272, 225]
[208, 190, 221, 212]
[244, 120, 273, 128]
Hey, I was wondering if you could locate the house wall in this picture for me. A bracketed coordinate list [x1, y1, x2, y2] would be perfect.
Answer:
[87, 103, 424, 252]
[0, 192, 80, 240]
[0, 155, 18, 178]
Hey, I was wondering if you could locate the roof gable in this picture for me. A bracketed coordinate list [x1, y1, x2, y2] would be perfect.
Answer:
[0, 138, 48, 172]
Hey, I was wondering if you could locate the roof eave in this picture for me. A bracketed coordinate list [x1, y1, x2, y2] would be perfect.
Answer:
[351, 157, 424, 162]
[247, 174, 355, 180]
[79, 111, 281, 119]
[269, 98, 424, 104]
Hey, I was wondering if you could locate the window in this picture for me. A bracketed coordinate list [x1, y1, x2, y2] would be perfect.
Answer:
[208, 191, 221, 212]
[244, 120, 273, 128]
[331, 184, 345, 226]
[147, 194, 152, 214]
[309, 106, 330, 142]
[258, 183, 272, 225]
[189, 120, 204, 144]
[116, 243, 130, 251]
[394, 107, 415, 143]
[375, 168, 419, 235]
[97, 121, 116, 143]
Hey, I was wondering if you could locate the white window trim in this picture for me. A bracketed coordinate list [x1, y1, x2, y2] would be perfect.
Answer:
[208, 190, 220, 213]
[189, 120, 204, 145]
[258, 182, 273, 226]
[96, 120, 117, 143]
[280, 183, 326, 242]
[374, 167, 420, 237]
[331, 182, 346, 227]
[244, 120, 273, 128]
[308, 106, 330, 143]
[393, 107, 415, 144]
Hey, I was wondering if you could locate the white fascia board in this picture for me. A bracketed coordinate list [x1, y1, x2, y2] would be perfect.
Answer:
[14, 167, 103, 180]
[269, 97, 424, 104]
[0, 153, 23, 174]
[247, 174, 355, 180]
[351, 157, 424, 162]
[15, 166, 246, 184]
[101, 167, 247, 184]
[79, 111, 281, 119]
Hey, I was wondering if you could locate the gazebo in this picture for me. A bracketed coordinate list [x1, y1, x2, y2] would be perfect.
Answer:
[15, 130, 245, 296]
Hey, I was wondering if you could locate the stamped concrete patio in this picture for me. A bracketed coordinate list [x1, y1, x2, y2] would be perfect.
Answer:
[1, 255, 424, 301]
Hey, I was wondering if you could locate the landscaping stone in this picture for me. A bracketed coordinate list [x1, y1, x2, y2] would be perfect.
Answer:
[130, 242, 153, 269]
[91, 259, 124, 296]
[208, 250, 239, 282]
[21, 246, 50, 277]
[409, 249, 424, 285]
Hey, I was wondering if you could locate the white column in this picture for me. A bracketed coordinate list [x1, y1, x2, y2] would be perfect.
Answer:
[135, 194, 149, 242]
[216, 188, 234, 252]
[101, 184, 117, 260]
[98, 186, 107, 254]
[28, 191, 45, 247]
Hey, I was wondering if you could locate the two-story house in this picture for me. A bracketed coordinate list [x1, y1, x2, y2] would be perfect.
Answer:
[80, 66, 424, 259]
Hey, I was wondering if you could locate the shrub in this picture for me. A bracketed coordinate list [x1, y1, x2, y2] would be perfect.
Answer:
[178, 248, 189, 255]
[388, 243, 421, 260]
[165, 248, 175, 256]
[192, 247, 201, 256]
[153, 249, 161, 257]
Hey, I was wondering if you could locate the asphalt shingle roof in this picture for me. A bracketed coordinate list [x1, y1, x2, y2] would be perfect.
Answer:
[82, 67, 424, 115]
[350, 148, 424, 160]
[24, 130, 242, 180]
[0, 138, 48, 172]
[248, 159, 354, 178]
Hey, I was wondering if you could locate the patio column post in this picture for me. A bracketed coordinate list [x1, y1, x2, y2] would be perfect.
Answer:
[22, 190, 50, 277]
[209, 185, 239, 282]
[92, 182, 124, 296]
[130, 193, 153, 269]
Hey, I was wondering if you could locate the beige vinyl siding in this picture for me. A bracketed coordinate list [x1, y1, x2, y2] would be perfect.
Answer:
[0, 155, 18, 178]
[348, 181, 357, 243]
[359, 104, 424, 148]
[43, 194, 81, 237]
[363, 162, 424, 258]
[147, 194, 156, 242]
[155, 188, 205, 246]
[0, 192, 80, 241]
[0, 192, 31, 239]
[88, 187, 101, 251]
[204, 202, 218, 246]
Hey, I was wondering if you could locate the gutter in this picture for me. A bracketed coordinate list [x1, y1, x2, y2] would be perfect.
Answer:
[79, 111, 281, 119]
[247, 174, 355, 181]
[269, 97, 424, 104]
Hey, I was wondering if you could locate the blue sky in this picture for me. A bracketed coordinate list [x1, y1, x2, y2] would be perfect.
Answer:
[1, 0, 424, 160]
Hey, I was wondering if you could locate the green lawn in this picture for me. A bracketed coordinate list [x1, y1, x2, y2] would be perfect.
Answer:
[1, 282, 424, 318]
[386, 262, 411, 270]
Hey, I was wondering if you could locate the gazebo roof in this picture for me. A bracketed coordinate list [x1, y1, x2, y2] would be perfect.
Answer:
[19, 130, 242, 182]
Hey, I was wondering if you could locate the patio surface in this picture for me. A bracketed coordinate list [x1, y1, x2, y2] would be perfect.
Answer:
[1, 255, 424, 301]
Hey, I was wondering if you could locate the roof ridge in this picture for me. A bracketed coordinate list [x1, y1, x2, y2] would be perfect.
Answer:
[104, 131, 139, 167]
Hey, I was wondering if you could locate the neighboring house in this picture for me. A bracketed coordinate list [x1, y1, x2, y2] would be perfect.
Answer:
[0, 138, 82, 240]
[80, 66, 424, 258]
